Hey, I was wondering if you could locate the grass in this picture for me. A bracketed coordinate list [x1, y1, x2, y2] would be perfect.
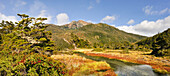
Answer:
[79, 49, 170, 74]
[51, 54, 116, 76]
[120, 49, 129, 54]
[72, 61, 113, 76]
[153, 68, 169, 74]
[92, 48, 104, 52]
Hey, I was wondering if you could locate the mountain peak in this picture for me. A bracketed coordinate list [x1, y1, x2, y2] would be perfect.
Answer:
[64, 20, 91, 29]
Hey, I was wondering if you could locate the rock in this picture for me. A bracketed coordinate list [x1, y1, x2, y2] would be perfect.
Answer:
[63, 20, 91, 29]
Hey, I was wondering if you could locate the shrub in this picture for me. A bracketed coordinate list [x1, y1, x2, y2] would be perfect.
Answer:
[0, 53, 67, 76]
[0, 14, 67, 75]
[39, 38, 47, 42]
[157, 49, 170, 56]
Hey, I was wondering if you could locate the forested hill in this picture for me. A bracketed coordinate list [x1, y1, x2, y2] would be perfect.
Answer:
[137, 28, 170, 56]
[46, 21, 146, 50]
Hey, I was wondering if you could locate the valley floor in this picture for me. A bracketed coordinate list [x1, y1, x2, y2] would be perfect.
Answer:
[73, 49, 170, 74]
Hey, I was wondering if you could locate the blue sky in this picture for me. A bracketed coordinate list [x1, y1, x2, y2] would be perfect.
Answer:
[0, 0, 170, 36]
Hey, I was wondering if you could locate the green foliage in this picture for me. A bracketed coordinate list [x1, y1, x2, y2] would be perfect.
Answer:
[0, 34, 2, 44]
[157, 49, 170, 56]
[0, 14, 67, 75]
[0, 14, 55, 55]
[71, 33, 90, 48]
[39, 38, 47, 42]
[0, 53, 67, 75]
[137, 28, 170, 56]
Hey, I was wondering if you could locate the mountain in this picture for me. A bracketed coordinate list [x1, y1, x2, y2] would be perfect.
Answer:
[46, 20, 146, 50]
[63, 20, 91, 29]
[137, 28, 170, 56]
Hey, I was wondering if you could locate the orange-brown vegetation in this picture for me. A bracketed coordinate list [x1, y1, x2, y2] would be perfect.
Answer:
[83, 50, 170, 73]
[51, 54, 116, 76]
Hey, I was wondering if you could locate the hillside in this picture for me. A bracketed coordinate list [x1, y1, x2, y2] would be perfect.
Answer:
[137, 28, 170, 56]
[46, 21, 146, 50]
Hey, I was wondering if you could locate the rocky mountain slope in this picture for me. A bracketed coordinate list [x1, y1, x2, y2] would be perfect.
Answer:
[63, 20, 91, 29]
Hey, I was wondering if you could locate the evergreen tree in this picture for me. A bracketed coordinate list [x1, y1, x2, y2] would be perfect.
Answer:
[0, 14, 67, 75]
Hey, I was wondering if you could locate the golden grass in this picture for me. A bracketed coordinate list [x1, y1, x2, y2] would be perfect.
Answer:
[51, 54, 116, 76]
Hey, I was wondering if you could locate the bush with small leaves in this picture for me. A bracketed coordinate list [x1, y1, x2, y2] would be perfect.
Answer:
[0, 14, 67, 75]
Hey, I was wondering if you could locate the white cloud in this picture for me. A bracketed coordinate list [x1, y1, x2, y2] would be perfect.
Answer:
[143, 5, 170, 15]
[159, 8, 169, 14]
[0, 12, 18, 23]
[101, 16, 116, 23]
[38, 10, 52, 23]
[96, 0, 100, 3]
[56, 13, 69, 25]
[127, 19, 135, 25]
[88, 6, 93, 10]
[117, 16, 170, 36]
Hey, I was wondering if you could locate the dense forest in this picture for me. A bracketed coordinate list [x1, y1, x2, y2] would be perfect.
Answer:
[137, 28, 170, 56]
[0, 14, 67, 75]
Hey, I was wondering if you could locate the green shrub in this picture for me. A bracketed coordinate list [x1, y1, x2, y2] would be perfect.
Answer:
[0, 53, 67, 76]
[157, 49, 170, 56]
[0, 14, 67, 75]
[39, 38, 47, 42]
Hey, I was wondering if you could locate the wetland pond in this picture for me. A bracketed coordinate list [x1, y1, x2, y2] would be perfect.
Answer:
[75, 52, 169, 76]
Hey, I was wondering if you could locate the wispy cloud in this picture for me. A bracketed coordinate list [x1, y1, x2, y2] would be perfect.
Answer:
[127, 19, 135, 25]
[0, 3, 5, 11]
[15, 0, 26, 7]
[117, 16, 170, 36]
[29, 0, 46, 15]
[12, 0, 27, 12]
[96, 0, 100, 3]
[101, 16, 116, 23]
[87, 6, 93, 10]
[143, 5, 170, 15]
